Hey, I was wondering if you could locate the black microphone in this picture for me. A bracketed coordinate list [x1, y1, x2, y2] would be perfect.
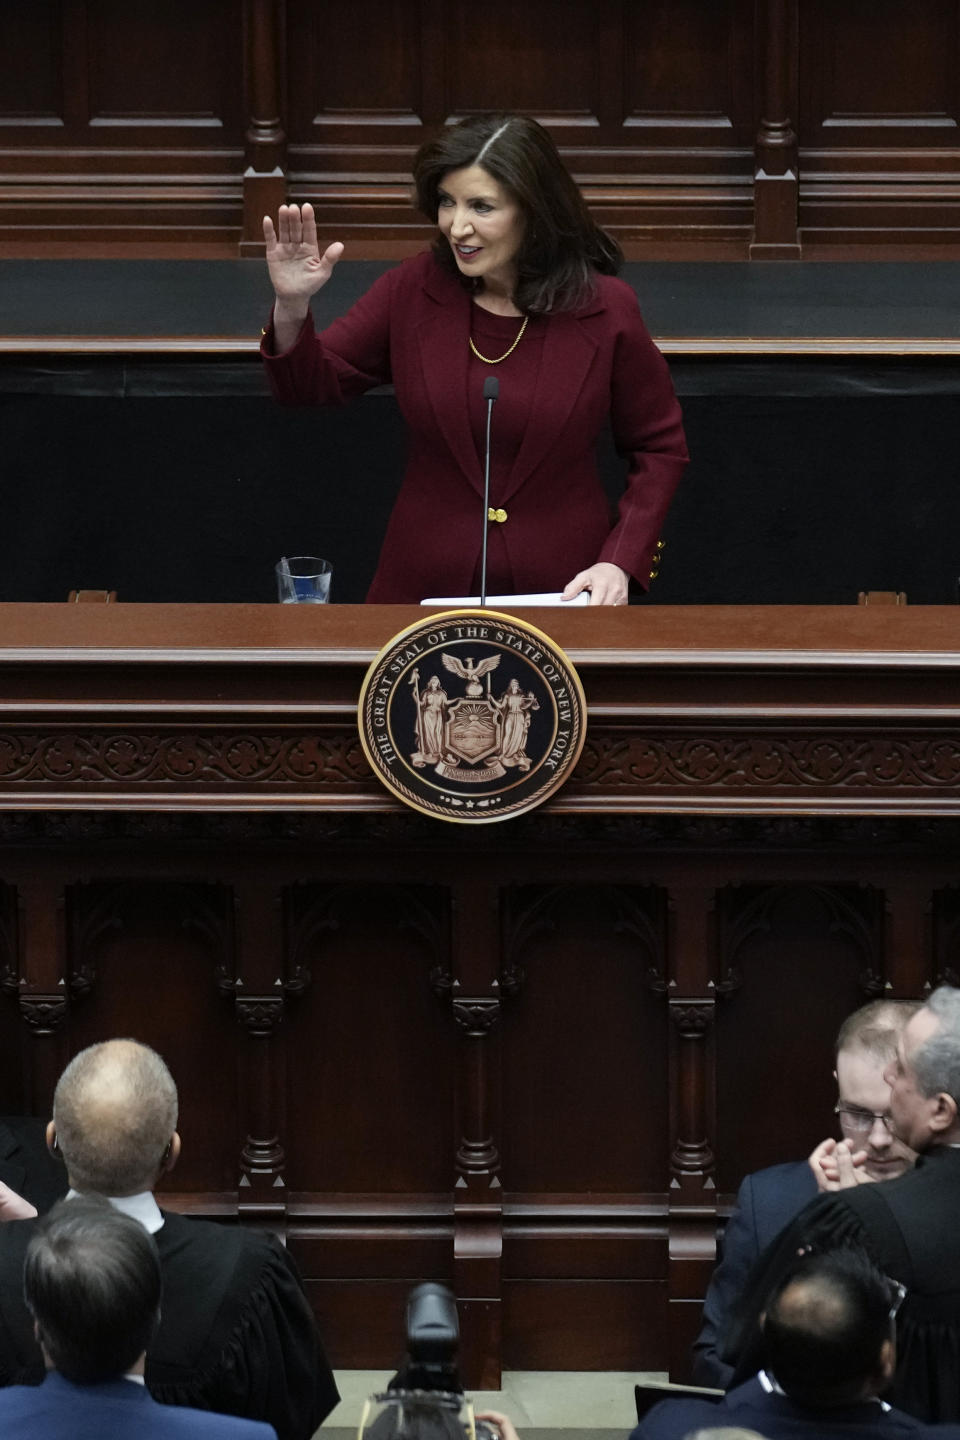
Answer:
[480, 376, 499, 607]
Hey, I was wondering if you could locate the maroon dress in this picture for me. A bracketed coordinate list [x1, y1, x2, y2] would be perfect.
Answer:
[262, 250, 688, 603]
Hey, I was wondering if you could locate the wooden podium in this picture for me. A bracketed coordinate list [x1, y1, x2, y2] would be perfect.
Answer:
[1, 602, 958, 1384]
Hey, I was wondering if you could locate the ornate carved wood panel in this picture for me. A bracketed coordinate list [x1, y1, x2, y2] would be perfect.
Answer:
[0, 607, 957, 1378]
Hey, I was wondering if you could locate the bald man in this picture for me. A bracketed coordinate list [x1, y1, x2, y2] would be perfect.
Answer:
[0, 1040, 338, 1440]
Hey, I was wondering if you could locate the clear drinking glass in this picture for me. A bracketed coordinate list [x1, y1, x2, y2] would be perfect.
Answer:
[275, 556, 332, 604]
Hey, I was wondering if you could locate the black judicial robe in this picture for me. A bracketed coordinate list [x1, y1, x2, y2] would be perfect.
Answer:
[0, 1210, 338, 1440]
[723, 1146, 960, 1423]
[0, 1117, 67, 1213]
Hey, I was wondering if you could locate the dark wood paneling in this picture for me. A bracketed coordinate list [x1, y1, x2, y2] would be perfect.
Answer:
[6, 1, 960, 250]
[86, 0, 243, 133]
[503, 1279, 669, 1370]
[0, 881, 22, 1108]
[446, 1, 600, 120]
[800, 0, 960, 149]
[0, 0, 244, 147]
[934, 886, 960, 987]
[500, 885, 669, 1195]
[504, 1224, 667, 1281]
[64, 880, 240, 1194]
[0, 608, 957, 1378]
[286, 0, 425, 141]
[714, 884, 884, 1189]
[288, 1222, 453, 1280]
[283, 884, 454, 1194]
[282, 0, 755, 244]
[623, 0, 756, 147]
[798, 0, 960, 245]
[0, 0, 245, 247]
[302, 1278, 436, 1368]
[0, 4, 63, 121]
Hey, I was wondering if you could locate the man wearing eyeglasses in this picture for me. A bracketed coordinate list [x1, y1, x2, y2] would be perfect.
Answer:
[692, 1000, 919, 1388]
[723, 986, 960, 1423]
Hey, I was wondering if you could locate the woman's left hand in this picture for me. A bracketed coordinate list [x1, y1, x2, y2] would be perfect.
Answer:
[562, 561, 629, 606]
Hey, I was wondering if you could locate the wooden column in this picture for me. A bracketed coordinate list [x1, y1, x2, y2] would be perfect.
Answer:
[450, 881, 502, 1391]
[667, 885, 718, 1380]
[751, 0, 800, 258]
[17, 876, 68, 1116]
[234, 884, 287, 1223]
[241, 0, 287, 255]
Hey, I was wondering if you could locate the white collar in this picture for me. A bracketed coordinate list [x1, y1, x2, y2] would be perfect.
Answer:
[758, 1370, 889, 1412]
[65, 1189, 164, 1235]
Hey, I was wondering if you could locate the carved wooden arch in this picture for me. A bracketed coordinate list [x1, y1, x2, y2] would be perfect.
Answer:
[282, 881, 452, 1001]
[65, 880, 237, 1003]
[713, 882, 886, 1000]
[499, 883, 669, 998]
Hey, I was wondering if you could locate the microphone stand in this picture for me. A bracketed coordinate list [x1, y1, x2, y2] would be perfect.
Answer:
[480, 375, 499, 607]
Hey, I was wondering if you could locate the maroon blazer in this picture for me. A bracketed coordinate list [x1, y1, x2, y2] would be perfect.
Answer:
[262, 251, 688, 603]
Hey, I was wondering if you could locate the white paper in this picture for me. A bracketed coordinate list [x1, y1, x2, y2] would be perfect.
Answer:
[420, 591, 590, 607]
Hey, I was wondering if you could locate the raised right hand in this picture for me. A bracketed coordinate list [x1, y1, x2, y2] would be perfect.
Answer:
[263, 203, 344, 303]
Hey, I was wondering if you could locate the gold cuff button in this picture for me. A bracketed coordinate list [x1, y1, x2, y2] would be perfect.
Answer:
[487, 507, 508, 524]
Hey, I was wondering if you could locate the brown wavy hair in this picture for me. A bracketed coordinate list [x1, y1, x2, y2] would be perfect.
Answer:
[412, 114, 622, 315]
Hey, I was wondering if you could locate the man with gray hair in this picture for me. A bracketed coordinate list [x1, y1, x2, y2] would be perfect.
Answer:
[0, 1039, 338, 1440]
[693, 999, 919, 1387]
[0, 1195, 276, 1438]
[723, 987, 960, 1423]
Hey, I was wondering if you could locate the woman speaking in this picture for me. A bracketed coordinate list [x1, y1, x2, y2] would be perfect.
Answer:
[261, 113, 688, 605]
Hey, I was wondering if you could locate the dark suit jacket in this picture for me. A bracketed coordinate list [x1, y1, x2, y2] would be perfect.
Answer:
[691, 1159, 818, 1387]
[633, 1375, 960, 1440]
[726, 1147, 960, 1423]
[0, 1370, 277, 1440]
[0, 1208, 338, 1440]
[262, 250, 688, 602]
[0, 1116, 67, 1213]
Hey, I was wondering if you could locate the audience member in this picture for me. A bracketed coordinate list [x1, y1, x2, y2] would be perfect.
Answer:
[640, 1250, 960, 1440]
[0, 1195, 275, 1438]
[724, 987, 960, 1421]
[0, 1039, 338, 1440]
[693, 1000, 919, 1387]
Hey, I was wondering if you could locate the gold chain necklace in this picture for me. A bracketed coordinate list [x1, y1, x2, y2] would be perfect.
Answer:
[469, 314, 528, 365]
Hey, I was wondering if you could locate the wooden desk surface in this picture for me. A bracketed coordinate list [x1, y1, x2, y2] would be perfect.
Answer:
[0, 604, 957, 814]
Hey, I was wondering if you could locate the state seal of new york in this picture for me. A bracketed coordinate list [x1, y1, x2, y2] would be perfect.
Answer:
[358, 610, 587, 823]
